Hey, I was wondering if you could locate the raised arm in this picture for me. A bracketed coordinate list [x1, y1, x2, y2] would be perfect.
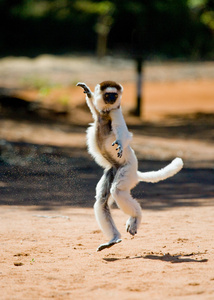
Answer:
[76, 82, 98, 119]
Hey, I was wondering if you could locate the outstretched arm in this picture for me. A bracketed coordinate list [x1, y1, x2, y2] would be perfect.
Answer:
[76, 82, 98, 119]
[110, 107, 132, 158]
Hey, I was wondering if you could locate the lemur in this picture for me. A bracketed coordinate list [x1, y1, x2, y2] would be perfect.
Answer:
[77, 81, 183, 252]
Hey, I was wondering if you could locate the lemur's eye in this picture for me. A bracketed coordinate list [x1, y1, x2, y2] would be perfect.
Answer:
[105, 94, 109, 98]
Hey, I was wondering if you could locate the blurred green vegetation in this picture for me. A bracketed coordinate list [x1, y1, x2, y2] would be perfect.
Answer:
[0, 0, 213, 59]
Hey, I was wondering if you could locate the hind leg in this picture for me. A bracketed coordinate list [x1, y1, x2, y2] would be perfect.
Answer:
[94, 167, 122, 251]
[126, 216, 139, 236]
[110, 164, 142, 236]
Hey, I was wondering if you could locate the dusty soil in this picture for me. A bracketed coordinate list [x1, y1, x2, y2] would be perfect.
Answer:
[0, 205, 213, 299]
[0, 56, 214, 299]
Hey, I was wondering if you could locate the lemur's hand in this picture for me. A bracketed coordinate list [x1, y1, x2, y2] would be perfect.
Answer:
[112, 140, 123, 158]
[76, 82, 92, 98]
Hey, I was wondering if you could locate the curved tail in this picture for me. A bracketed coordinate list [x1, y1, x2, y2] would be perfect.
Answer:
[137, 157, 183, 183]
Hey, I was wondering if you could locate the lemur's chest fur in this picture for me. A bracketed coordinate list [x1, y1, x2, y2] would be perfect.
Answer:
[96, 112, 112, 151]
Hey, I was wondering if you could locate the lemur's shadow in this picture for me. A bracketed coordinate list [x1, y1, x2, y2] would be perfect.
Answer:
[143, 253, 208, 263]
[103, 253, 208, 263]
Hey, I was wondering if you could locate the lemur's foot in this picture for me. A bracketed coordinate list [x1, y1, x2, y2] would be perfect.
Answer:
[76, 82, 92, 97]
[97, 238, 122, 252]
[112, 140, 123, 158]
[126, 217, 138, 236]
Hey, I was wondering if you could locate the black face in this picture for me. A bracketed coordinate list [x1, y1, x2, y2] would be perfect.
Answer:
[103, 92, 118, 104]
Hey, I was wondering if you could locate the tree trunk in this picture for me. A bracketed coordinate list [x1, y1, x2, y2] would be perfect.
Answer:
[135, 57, 143, 117]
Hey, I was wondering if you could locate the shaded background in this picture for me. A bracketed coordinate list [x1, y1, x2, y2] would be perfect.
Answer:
[0, 0, 214, 209]
[0, 0, 214, 58]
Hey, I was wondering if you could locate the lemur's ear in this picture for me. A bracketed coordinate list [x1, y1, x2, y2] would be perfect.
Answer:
[95, 84, 101, 93]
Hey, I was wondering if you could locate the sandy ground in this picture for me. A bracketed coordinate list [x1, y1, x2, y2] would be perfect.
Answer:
[0, 206, 213, 300]
[0, 56, 214, 299]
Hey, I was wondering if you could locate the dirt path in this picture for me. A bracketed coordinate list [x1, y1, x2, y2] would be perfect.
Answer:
[0, 141, 213, 299]
[0, 56, 214, 299]
[0, 205, 213, 300]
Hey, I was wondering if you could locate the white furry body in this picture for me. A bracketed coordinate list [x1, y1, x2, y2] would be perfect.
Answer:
[87, 109, 183, 184]
[87, 108, 135, 170]
[77, 81, 183, 251]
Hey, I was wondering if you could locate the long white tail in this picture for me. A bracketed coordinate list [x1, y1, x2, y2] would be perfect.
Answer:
[137, 157, 183, 183]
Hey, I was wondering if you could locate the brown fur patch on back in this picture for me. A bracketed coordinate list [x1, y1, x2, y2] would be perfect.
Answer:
[100, 81, 122, 92]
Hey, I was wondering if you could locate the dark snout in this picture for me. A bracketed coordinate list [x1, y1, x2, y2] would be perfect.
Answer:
[104, 93, 118, 104]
